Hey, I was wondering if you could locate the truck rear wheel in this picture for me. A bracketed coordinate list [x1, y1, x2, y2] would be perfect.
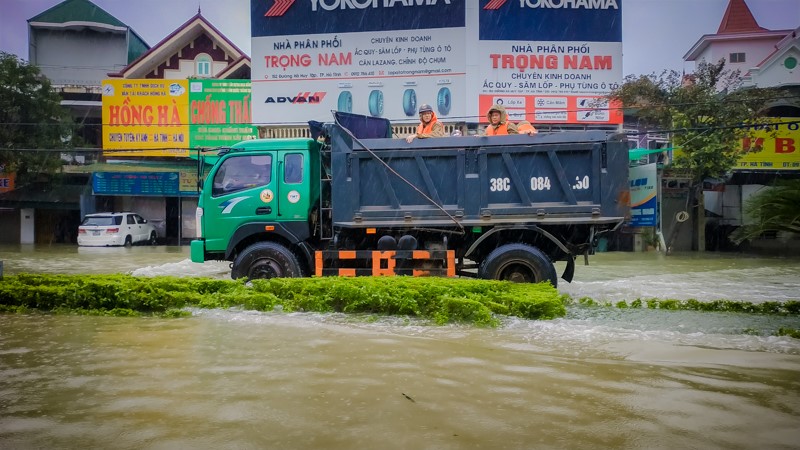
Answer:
[231, 242, 304, 280]
[478, 243, 557, 287]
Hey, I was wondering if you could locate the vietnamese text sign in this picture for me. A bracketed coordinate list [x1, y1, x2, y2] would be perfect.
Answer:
[92, 172, 198, 196]
[102, 79, 256, 156]
[188, 80, 257, 148]
[738, 118, 800, 170]
[477, 1, 623, 125]
[251, 0, 466, 124]
[101, 80, 190, 156]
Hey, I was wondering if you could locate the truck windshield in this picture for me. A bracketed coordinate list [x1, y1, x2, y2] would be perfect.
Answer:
[213, 155, 272, 196]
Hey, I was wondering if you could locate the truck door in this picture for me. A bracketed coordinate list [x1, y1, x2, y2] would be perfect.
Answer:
[277, 152, 308, 220]
[203, 153, 275, 251]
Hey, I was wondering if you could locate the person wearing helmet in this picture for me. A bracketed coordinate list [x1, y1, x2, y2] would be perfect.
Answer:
[406, 103, 445, 143]
[517, 120, 538, 135]
[483, 104, 518, 136]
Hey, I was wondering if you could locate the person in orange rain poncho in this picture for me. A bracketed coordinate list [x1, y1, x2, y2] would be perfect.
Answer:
[406, 104, 445, 143]
[517, 120, 538, 135]
[483, 104, 518, 135]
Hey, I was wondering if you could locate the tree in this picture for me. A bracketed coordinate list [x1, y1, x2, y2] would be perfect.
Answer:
[0, 52, 73, 185]
[608, 60, 781, 250]
[729, 180, 800, 244]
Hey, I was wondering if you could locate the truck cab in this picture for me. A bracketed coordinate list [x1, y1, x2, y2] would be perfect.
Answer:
[192, 138, 322, 277]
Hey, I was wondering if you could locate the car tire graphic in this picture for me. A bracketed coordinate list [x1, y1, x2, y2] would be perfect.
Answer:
[337, 91, 352, 113]
[368, 90, 384, 117]
[437, 87, 451, 116]
[402, 89, 417, 116]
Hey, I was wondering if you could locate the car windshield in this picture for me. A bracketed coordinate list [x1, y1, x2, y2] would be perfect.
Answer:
[81, 215, 122, 226]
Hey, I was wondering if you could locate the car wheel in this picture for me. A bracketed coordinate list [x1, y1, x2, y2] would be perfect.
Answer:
[149, 231, 157, 246]
[231, 241, 304, 280]
[124, 236, 132, 247]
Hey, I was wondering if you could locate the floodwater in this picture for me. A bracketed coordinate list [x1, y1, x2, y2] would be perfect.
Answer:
[1, 245, 800, 449]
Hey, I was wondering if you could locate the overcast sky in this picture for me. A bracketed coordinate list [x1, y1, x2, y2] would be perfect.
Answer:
[1, 0, 798, 76]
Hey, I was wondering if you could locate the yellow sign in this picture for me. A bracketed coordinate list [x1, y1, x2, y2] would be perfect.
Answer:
[101, 79, 190, 157]
[738, 118, 800, 170]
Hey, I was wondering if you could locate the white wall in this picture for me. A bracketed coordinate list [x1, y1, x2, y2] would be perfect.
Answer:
[695, 38, 781, 72]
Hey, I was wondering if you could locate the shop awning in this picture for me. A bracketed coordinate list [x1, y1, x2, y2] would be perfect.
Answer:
[0, 182, 90, 210]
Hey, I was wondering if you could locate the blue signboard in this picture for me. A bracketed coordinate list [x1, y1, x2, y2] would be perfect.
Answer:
[629, 163, 657, 227]
[479, 0, 622, 42]
[252, 0, 465, 36]
[92, 172, 196, 196]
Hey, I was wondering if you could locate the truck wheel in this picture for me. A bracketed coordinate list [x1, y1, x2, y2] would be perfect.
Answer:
[478, 243, 557, 287]
[231, 242, 304, 280]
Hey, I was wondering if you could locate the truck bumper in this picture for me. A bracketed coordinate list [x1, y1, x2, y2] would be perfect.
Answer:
[190, 240, 206, 263]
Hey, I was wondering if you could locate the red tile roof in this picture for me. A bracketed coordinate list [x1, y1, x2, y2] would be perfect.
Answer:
[717, 0, 767, 34]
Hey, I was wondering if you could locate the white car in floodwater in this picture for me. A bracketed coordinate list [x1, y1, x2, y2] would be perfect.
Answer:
[77, 212, 158, 247]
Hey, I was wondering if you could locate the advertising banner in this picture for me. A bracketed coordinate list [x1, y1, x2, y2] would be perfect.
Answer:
[251, 0, 467, 124]
[477, 0, 623, 125]
[101, 79, 190, 156]
[92, 171, 198, 196]
[0, 171, 14, 193]
[102, 79, 256, 156]
[738, 118, 800, 170]
[188, 80, 257, 148]
[629, 163, 657, 227]
[250, 0, 623, 126]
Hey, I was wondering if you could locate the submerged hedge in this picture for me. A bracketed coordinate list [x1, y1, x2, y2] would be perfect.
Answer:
[571, 296, 800, 315]
[0, 274, 566, 325]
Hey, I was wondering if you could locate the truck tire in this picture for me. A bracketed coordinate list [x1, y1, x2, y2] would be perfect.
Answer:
[402, 89, 416, 116]
[478, 243, 557, 287]
[368, 90, 383, 117]
[437, 87, 451, 116]
[337, 91, 352, 113]
[231, 242, 304, 280]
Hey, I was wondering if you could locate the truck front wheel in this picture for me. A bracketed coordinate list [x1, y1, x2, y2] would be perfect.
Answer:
[478, 243, 557, 287]
[231, 242, 304, 280]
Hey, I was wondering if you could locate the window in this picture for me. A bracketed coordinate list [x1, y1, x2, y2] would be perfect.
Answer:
[127, 214, 135, 225]
[729, 53, 746, 63]
[213, 155, 272, 196]
[196, 54, 212, 77]
[284, 154, 303, 184]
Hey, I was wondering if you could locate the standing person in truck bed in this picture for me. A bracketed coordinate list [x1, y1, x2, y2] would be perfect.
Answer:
[406, 104, 445, 143]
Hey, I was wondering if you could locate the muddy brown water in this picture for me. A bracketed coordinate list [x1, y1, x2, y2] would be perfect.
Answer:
[1, 245, 799, 449]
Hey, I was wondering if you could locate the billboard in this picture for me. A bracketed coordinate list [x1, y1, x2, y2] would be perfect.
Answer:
[477, 0, 623, 125]
[102, 79, 256, 156]
[251, 0, 466, 125]
[102, 79, 190, 156]
[738, 119, 800, 170]
[251, 0, 623, 126]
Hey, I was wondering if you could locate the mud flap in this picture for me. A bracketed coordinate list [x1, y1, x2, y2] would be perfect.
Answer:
[560, 256, 575, 283]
